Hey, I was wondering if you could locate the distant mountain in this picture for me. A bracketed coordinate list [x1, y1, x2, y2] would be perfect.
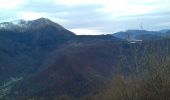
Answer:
[162, 30, 170, 38]
[113, 30, 163, 40]
[159, 29, 170, 34]
[135, 34, 164, 41]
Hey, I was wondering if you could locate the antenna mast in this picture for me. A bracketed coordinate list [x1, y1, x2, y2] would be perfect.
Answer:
[140, 22, 143, 30]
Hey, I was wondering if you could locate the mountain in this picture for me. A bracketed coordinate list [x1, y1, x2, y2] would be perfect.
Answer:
[135, 34, 164, 41]
[9, 35, 170, 99]
[1, 18, 170, 100]
[113, 30, 163, 40]
[0, 18, 66, 32]
[9, 35, 129, 98]
[0, 18, 75, 83]
[0, 18, 125, 99]
[162, 30, 170, 38]
[159, 29, 170, 34]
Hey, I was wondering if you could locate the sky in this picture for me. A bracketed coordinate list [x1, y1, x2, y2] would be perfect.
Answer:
[0, 0, 170, 35]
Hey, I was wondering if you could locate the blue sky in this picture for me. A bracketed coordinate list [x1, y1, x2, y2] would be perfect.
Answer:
[0, 0, 170, 35]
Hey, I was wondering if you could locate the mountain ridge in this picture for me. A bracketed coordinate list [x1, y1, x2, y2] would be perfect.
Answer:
[0, 17, 66, 32]
[112, 29, 166, 40]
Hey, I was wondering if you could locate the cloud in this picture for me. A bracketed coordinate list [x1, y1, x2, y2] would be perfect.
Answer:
[0, 0, 25, 9]
[70, 29, 104, 35]
[0, 0, 170, 35]
[18, 11, 49, 20]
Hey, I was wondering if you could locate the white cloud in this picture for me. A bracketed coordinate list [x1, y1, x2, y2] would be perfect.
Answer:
[70, 29, 105, 35]
[56, 0, 161, 16]
[18, 11, 48, 20]
[56, 0, 98, 6]
[0, 0, 25, 9]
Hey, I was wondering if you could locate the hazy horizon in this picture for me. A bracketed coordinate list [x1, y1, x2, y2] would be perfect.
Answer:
[0, 0, 170, 35]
